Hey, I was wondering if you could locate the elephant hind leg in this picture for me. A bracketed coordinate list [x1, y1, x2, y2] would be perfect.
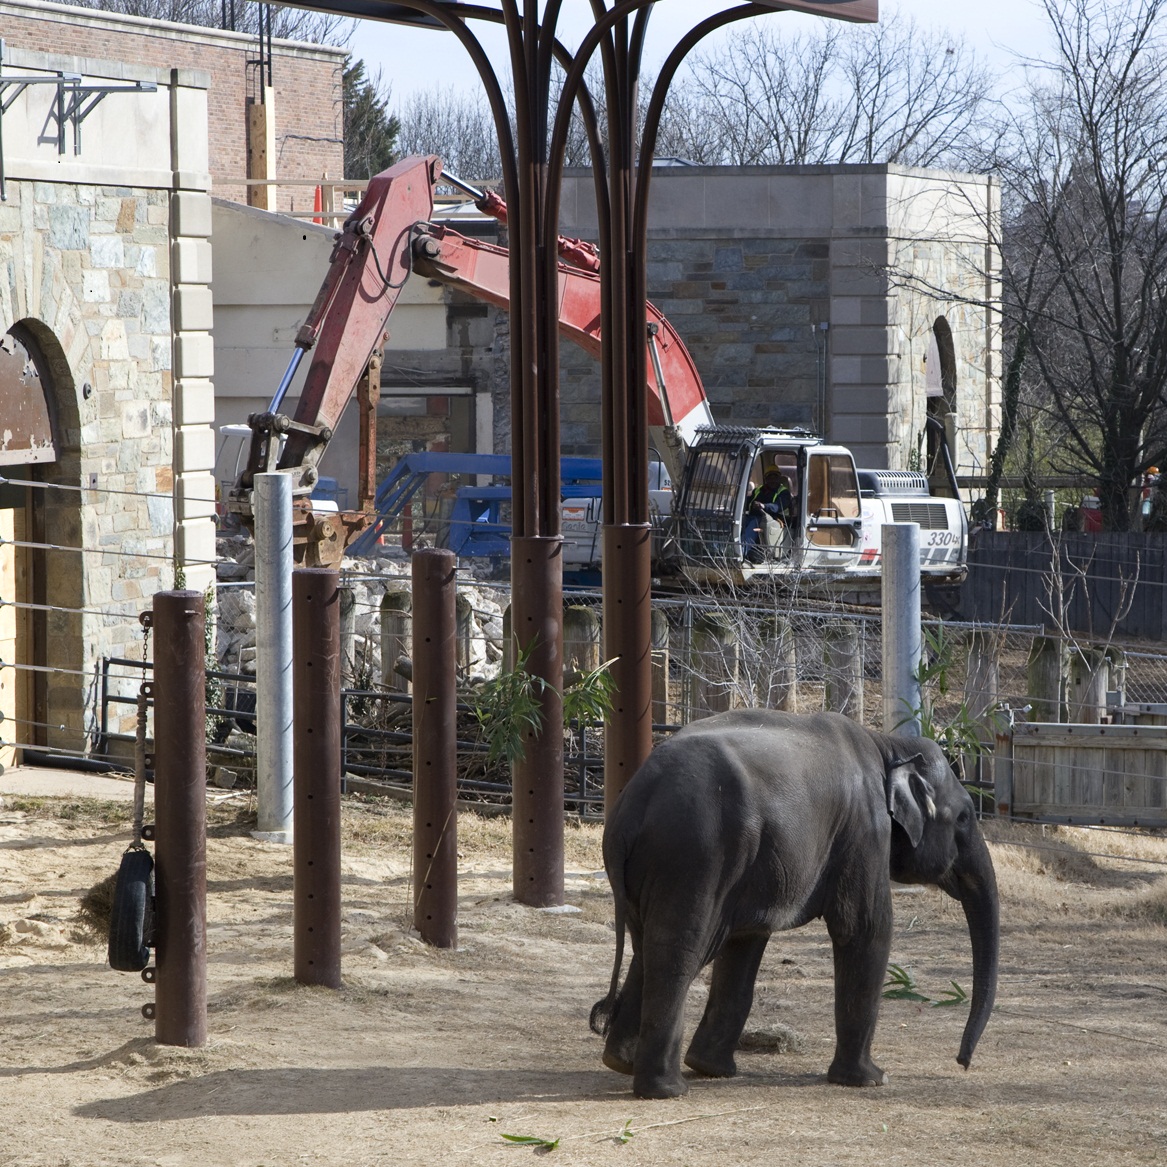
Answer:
[601, 952, 643, 1075]
[632, 941, 703, 1099]
[685, 932, 770, 1079]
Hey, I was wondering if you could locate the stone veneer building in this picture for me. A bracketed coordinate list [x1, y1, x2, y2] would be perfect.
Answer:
[0, 2, 344, 765]
[557, 164, 1001, 478]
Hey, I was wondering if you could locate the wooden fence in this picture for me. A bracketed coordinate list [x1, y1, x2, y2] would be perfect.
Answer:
[1003, 721, 1167, 827]
[957, 532, 1167, 641]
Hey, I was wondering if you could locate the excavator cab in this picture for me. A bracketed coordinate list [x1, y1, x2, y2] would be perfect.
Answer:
[669, 426, 864, 585]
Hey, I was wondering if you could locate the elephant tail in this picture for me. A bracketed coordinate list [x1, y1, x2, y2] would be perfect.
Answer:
[589, 880, 627, 1036]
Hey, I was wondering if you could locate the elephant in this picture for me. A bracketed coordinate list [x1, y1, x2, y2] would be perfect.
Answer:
[590, 709, 999, 1099]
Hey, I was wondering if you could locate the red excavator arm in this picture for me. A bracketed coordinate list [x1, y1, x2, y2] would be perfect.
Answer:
[231, 154, 713, 563]
[233, 154, 442, 500]
[411, 220, 713, 452]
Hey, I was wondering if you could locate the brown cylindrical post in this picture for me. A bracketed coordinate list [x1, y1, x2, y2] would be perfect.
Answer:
[511, 536, 564, 906]
[152, 589, 207, 1048]
[293, 568, 343, 987]
[412, 548, 458, 946]
[603, 525, 654, 814]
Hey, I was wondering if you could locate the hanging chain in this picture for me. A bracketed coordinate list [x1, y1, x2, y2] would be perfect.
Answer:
[132, 611, 153, 850]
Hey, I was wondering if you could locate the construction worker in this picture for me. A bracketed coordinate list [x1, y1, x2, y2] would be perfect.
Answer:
[743, 468, 793, 561]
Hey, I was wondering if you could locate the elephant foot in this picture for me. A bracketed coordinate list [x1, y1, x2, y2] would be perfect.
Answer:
[632, 1070, 689, 1099]
[827, 1056, 888, 1087]
[602, 1030, 638, 1076]
[683, 1048, 738, 1079]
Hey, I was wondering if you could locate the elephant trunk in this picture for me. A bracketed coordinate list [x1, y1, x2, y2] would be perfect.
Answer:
[949, 827, 1000, 1069]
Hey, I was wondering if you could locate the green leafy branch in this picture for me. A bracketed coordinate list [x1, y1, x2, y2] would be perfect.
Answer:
[500, 1132, 560, 1150]
[883, 963, 968, 1008]
[883, 963, 931, 1002]
[473, 642, 551, 767]
[472, 645, 616, 768]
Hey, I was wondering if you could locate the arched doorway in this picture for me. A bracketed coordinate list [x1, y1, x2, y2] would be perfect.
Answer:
[0, 323, 66, 766]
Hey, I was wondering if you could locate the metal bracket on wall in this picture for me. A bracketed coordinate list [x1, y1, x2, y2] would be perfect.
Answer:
[0, 38, 156, 202]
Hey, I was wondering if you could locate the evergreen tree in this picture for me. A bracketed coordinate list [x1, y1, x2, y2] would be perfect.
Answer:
[343, 58, 399, 180]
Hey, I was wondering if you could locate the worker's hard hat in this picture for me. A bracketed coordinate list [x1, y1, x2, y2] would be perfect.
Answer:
[1150, 466, 1160, 474]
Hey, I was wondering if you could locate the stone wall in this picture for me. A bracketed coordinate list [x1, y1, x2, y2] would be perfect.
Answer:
[0, 45, 214, 753]
[558, 164, 1000, 479]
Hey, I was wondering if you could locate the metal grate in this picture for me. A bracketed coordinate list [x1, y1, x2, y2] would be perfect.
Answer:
[890, 501, 950, 529]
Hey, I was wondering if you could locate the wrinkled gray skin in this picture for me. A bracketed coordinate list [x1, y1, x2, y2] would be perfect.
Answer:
[590, 709, 999, 1099]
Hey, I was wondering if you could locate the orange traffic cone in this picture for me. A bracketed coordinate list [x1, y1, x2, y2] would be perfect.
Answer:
[312, 184, 323, 225]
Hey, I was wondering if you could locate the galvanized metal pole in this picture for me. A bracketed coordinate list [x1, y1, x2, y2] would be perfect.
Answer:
[882, 523, 922, 735]
[293, 568, 342, 987]
[152, 589, 207, 1047]
[254, 471, 294, 841]
[411, 548, 458, 947]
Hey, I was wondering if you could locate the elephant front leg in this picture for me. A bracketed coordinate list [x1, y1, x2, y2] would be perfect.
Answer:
[825, 914, 892, 1087]
[685, 932, 769, 1078]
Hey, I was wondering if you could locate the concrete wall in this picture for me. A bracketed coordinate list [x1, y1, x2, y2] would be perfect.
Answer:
[210, 203, 504, 507]
[558, 164, 1000, 478]
[0, 0, 345, 211]
[0, 43, 214, 751]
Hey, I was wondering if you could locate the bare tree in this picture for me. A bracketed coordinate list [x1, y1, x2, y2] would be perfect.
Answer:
[997, 0, 1167, 531]
[665, 14, 994, 168]
[56, 0, 350, 44]
[395, 87, 502, 181]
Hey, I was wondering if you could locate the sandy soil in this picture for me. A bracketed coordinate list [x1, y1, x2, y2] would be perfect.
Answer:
[2, 791, 1167, 1167]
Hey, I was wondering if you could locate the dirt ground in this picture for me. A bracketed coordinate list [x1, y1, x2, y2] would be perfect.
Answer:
[2, 785, 1167, 1167]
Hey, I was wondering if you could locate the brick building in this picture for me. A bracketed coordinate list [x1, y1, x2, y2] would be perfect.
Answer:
[1, 0, 346, 211]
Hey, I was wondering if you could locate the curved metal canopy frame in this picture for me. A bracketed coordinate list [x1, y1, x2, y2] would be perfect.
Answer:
[299, 0, 878, 874]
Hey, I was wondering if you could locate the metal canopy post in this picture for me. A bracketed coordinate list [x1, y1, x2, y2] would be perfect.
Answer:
[304, 0, 878, 869]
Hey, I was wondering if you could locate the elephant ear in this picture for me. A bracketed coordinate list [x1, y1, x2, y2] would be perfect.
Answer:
[885, 755, 937, 847]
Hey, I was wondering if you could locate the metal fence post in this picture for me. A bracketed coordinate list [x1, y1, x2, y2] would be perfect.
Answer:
[650, 606, 670, 726]
[293, 568, 342, 987]
[412, 548, 458, 947]
[152, 589, 207, 1047]
[254, 471, 294, 841]
[339, 584, 356, 686]
[882, 523, 922, 735]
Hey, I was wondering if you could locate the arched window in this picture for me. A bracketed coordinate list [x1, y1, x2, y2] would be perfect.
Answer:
[925, 316, 957, 486]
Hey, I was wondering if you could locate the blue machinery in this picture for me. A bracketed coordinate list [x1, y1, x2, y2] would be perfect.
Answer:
[348, 451, 604, 560]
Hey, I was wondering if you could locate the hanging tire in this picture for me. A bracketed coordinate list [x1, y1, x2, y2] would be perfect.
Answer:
[108, 847, 154, 972]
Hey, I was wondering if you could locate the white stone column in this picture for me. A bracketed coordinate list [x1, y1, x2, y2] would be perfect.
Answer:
[169, 71, 217, 594]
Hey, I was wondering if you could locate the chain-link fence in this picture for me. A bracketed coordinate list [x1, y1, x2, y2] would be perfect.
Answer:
[8, 470, 1167, 824]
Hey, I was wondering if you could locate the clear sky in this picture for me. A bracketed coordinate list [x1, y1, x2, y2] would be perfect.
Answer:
[347, 0, 1054, 106]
